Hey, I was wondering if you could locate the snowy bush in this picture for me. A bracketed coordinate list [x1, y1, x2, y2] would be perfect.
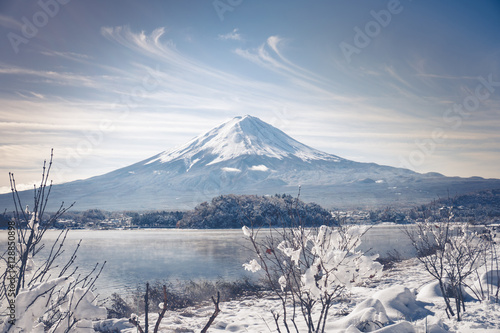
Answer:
[0, 152, 106, 332]
[3, 277, 107, 333]
[243, 224, 383, 333]
[405, 218, 491, 321]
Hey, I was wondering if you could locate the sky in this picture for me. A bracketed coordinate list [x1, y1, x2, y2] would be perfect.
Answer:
[0, 0, 499, 193]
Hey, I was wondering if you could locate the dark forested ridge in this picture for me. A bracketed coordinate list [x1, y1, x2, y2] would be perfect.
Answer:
[130, 211, 184, 228]
[366, 188, 500, 224]
[3, 189, 498, 229]
[176, 194, 337, 229]
[415, 188, 500, 223]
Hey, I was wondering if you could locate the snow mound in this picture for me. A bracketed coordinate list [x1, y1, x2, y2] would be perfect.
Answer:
[372, 285, 431, 321]
[417, 281, 475, 303]
[345, 321, 416, 333]
[330, 298, 390, 332]
[331, 285, 437, 332]
[417, 281, 444, 302]
[475, 270, 500, 290]
[93, 318, 135, 331]
[414, 316, 449, 333]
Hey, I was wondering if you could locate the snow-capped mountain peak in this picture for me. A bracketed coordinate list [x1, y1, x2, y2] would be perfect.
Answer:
[3, 115, 499, 212]
[146, 115, 342, 167]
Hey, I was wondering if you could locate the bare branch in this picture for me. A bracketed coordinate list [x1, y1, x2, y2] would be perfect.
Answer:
[153, 285, 168, 333]
[201, 291, 221, 333]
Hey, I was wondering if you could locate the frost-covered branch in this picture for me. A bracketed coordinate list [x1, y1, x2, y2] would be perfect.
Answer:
[0, 151, 106, 332]
[243, 221, 382, 333]
[405, 214, 494, 321]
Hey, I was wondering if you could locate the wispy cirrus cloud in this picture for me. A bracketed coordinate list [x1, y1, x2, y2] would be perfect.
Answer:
[233, 35, 365, 106]
[0, 14, 22, 30]
[235, 36, 325, 84]
[3, 24, 498, 186]
[40, 50, 93, 60]
[218, 28, 242, 41]
[0, 63, 108, 88]
[99, 26, 356, 112]
[15, 91, 45, 100]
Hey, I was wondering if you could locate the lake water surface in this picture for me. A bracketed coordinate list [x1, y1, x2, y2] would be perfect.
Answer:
[0, 225, 415, 299]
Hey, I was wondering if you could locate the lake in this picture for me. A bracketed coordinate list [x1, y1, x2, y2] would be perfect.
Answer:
[0, 225, 415, 299]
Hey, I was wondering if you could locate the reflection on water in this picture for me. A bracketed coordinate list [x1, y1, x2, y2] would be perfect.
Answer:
[0, 225, 415, 298]
[18, 229, 253, 298]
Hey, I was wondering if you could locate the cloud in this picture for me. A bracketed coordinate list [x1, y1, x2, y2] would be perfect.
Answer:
[0, 181, 38, 194]
[29, 91, 45, 99]
[40, 50, 93, 60]
[1, 28, 429, 161]
[218, 28, 242, 41]
[416, 73, 477, 80]
[100, 26, 180, 64]
[234, 36, 357, 104]
[2, 25, 498, 185]
[0, 14, 22, 30]
[0, 63, 106, 89]
[15, 91, 45, 99]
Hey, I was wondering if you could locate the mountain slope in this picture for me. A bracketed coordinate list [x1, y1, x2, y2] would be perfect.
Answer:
[2, 115, 500, 211]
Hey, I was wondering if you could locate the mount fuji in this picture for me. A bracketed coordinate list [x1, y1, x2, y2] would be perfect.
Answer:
[2, 115, 500, 211]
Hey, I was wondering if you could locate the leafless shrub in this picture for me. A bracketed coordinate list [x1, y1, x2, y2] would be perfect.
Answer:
[405, 211, 490, 321]
[107, 277, 264, 318]
[0, 150, 105, 332]
[129, 283, 221, 333]
[242, 192, 383, 333]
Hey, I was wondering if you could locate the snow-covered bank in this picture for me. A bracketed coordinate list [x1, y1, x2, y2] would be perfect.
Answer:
[93, 257, 500, 332]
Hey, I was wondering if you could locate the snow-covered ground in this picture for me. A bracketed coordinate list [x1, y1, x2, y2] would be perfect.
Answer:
[94, 257, 500, 332]
[3, 225, 499, 332]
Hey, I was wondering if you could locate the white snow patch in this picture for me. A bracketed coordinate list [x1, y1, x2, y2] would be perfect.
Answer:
[242, 225, 251, 237]
[4, 277, 107, 333]
[242, 259, 261, 272]
[475, 270, 500, 291]
[249, 164, 269, 171]
[186, 158, 200, 172]
[372, 285, 430, 321]
[417, 281, 475, 303]
[330, 298, 390, 331]
[221, 167, 241, 173]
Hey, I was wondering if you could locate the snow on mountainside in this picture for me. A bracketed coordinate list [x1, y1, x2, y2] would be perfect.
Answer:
[1, 115, 500, 211]
[145, 115, 342, 168]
